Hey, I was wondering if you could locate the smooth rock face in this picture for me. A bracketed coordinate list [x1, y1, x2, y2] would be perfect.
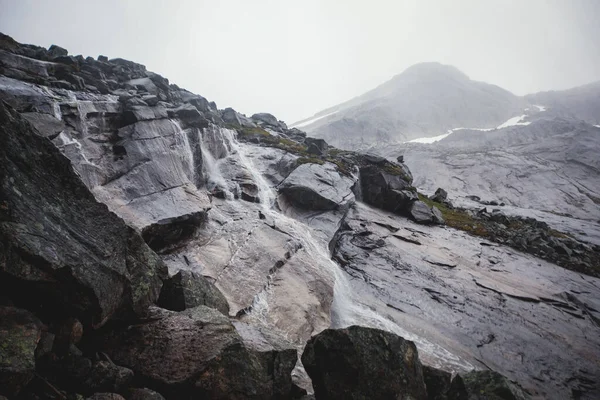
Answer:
[0, 102, 166, 328]
[302, 326, 427, 400]
[0, 306, 43, 397]
[278, 162, 355, 210]
[101, 306, 292, 399]
[157, 270, 230, 315]
[330, 202, 600, 399]
[448, 370, 530, 400]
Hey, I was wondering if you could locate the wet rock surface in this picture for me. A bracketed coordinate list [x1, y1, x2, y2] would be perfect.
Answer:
[1, 32, 599, 400]
[302, 326, 428, 400]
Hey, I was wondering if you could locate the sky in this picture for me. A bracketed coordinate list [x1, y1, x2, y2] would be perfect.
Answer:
[1, 0, 599, 123]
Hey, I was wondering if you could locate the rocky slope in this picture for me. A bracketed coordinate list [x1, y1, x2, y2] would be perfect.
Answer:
[293, 62, 526, 149]
[525, 81, 600, 125]
[1, 33, 599, 400]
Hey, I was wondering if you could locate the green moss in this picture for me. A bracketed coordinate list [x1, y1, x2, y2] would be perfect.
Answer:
[418, 193, 490, 237]
[297, 157, 325, 166]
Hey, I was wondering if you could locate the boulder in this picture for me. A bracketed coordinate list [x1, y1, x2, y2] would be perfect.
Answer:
[301, 326, 427, 400]
[126, 388, 166, 400]
[82, 361, 134, 394]
[48, 44, 68, 58]
[304, 137, 328, 156]
[447, 370, 530, 400]
[409, 201, 435, 224]
[157, 270, 230, 315]
[431, 188, 448, 202]
[0, 306, 43, 397]
[251, 112, 280, 128]
[432, 206, 445, 225]
[0, 101, 167, 328]
[423, 365, 452, 400]
[100, 306, 294, 399]
[279, 162, 355, 210]
[232, 321, 298, 399]
[359, 164, 413, 213]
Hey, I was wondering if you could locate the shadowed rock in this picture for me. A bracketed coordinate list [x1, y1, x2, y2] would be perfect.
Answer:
[301, 326, 427, 400]
[157, 270, 229, 315]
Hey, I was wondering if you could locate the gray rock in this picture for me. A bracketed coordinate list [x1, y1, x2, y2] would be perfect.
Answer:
[431, 188, 448, 203]
[142, 94, 159, 106]
[359, 164, 413, 213]
[0, 101, 167, 328]
[302, 326, 427, 400]
[0, 306, 43, 397]
[410, 201, 435, 224]
[158, 270, 230, 315]
[251, 112, 280, 128]
[432, 206, 445, 225]
[304, 137, 328, 156]
[279, 162, 355, 210]
[48, 44, 68, 57]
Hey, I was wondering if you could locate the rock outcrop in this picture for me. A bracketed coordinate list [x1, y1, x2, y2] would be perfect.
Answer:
[302, 326, 427, 400]
[99, 306, 297, 399]
[0, 101, 167, 328]
[157, 270, 230, 315]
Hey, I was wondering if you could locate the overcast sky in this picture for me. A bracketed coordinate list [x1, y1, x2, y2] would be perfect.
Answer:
[1, 0, 599, 123]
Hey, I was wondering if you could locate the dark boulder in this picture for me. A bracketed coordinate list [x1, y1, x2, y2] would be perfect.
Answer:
[157, 270, 230, 315]
[0, 306, 43, 397]
[301, 326, 427, 400]
[423, 365, 452, 400]
[126, 388, 166, 400]
[304, 137, 328, 156]
[100, 306, 293, 399]
[141, 212, 206, 254]
[251, 112, 281, 128]
[48, 44, 68, 58]
[0, 101, 167, 328]
[447, 370, 530, 400]
[430, 188, 448, 203]
[82, 361, 134, 394]
[359, 164, 414, 213]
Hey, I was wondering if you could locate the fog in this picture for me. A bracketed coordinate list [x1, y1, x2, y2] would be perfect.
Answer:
[1, 0, 599, 122]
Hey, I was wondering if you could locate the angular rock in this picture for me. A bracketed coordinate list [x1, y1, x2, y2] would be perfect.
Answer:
[100, 306, 290, 399]
[432, 206, 445, 225]
[423, 365, 452, 400]
[0, 101, 167, 328]
[304, 137, 328, 156]
[301, 326, 427, 400]
[48, 44, 68, 58]
[157, 270, 230, 315]
[0, 306, 43, 397]
[232, 321, 298, 399]
[82, 361, 133, 394]
[410, 201, 435, 224]
[447, 370, 530, 400]
[251, 112, 281, 128]
[359, 164, 414, 213]
[431, 188, 448, 203]
[279, 162, 355, 210]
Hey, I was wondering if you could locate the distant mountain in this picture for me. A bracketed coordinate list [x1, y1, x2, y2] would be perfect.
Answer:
[294, 62, 526, 149]
[525, 81, 600, 125]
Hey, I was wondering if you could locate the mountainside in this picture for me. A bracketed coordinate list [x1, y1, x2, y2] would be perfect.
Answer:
[293, 62, 526, 149]
[1, 33, 600, 400]
[525, 81, 600, 125]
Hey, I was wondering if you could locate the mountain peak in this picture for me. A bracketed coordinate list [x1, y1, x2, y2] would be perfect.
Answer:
[395, 62, 470, 82]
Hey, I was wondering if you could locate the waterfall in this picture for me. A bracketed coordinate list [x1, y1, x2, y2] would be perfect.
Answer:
[209, 128, 473, 371]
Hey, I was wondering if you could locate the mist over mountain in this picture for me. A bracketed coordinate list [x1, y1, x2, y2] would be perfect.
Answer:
[295, 62, 600, 150]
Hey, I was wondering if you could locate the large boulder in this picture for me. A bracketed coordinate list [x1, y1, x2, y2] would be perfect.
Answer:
[100, 306, 295, 399]
[359, 163, 414, 213]
[304, 137, 328, 156]
[157, 270, 230, 315]
[0, 306, 43, 397]
[0, 101, 167, 328]
[447, 370, 530, 400]
[301, 326, 427, 400]
[423, 365, 452, 400]
[278, 162, 355, 210]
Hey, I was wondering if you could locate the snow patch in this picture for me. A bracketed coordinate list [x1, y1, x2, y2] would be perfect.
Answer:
[497, 115, 531, 129]
[291, 111, 338, 128]
[534, 105, 547, 112]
